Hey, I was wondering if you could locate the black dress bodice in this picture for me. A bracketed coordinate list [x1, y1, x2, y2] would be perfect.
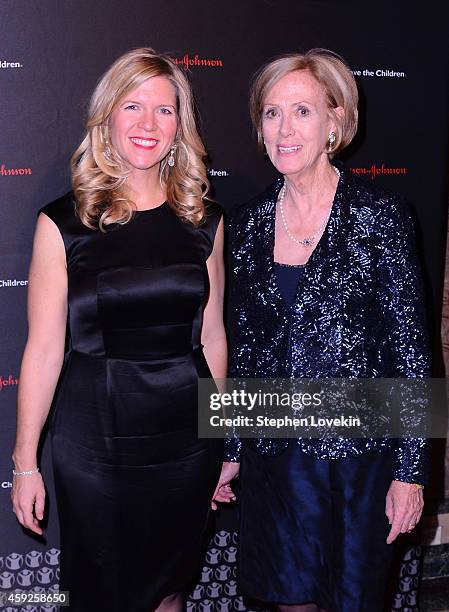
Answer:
[40, 195, 221, 359]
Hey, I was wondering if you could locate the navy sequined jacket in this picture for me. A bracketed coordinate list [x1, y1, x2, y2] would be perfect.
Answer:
[224, 162, 430, 484]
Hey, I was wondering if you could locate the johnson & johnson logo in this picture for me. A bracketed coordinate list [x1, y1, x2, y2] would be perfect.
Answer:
[350, 164, 408, 179]
[0, 164, 33, 176]
[0, 375, 19, 391]
[174, 54, 223, 69]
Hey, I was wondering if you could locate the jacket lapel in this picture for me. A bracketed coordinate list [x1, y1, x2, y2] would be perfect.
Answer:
[256, 176, 287, 315]
[290, 163, 350, 376]
[253, 164, 351, 377]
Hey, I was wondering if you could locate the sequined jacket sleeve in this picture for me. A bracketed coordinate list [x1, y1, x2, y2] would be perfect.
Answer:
[375, 196, 430, 484]
[223, 202, 256, 462]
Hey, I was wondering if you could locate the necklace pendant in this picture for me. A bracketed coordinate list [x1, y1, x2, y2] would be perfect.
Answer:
[278, 178, 333, 249]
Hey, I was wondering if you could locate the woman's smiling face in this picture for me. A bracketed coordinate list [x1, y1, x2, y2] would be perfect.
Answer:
[262, 70, 338, 178]
[109, 75, 178, 176]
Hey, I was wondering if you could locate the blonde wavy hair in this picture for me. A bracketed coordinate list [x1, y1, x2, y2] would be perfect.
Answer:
[250, 48, 359, 158]
[71, 47, 210, 230]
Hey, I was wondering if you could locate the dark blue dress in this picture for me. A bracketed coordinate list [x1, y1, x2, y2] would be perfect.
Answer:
[239, 262, 394, 610]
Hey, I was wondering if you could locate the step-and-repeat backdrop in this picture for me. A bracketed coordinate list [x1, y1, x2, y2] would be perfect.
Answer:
[1, 1, 448, 610]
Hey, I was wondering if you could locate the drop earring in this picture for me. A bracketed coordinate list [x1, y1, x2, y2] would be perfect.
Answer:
[262, 137, 268, 156]
[167, 144, 176, 168]
[328, 131, 336, 150]
[103, 132, 114, 162]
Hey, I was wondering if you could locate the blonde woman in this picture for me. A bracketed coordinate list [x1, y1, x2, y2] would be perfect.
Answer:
[12, 48, 229, 612]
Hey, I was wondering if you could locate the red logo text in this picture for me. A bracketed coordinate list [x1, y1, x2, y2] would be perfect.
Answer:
[174, 54, 223, 69]
[0, 164, 33, 176]
[350, 164, 408, 179]
[0, 375, 19, 390]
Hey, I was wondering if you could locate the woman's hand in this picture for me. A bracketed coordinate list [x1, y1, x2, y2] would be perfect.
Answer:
[11, 473, 46, 536]
[211, 461, 240, 510]
[385, 480, 424, 544]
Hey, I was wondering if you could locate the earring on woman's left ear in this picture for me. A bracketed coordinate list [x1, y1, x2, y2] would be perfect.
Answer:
[167, 144, 176, 168]
[104, 140, 112, 158]
[101, 126, 113, 161]
[328, 131, 336, 150]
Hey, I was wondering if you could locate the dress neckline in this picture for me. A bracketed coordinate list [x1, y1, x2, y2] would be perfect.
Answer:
[134, 201, 167, 213]
[267, 161, 344, 312]
[274, 261, 306, 268]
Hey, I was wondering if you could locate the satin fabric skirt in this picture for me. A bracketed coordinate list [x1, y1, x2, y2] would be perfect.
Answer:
[51, 349, 223, 612]
[238, 443, 394, 612]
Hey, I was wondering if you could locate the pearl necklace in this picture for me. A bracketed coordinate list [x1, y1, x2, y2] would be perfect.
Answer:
[278, 167, 341, 248]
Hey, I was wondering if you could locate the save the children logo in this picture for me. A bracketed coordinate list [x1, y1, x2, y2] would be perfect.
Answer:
[0, 60, 23, 69]
[0, 278, 28, 287]
[352, 68, 406, 78]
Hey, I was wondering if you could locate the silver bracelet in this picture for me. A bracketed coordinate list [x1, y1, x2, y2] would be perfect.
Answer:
[12, 468, 40, 477]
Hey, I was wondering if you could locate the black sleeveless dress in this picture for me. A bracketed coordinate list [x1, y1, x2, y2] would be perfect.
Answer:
[39, 194, 224, 612]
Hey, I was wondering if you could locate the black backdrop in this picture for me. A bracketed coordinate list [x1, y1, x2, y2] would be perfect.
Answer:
[1, 1, 448, 610]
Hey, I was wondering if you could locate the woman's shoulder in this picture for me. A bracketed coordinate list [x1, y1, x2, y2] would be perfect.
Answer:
[342, 165, 407, 214]
[37, 191, 91, 252]
[340, 164, 415, 236]
[200, 200, 224, 237]
[203, 200, 223, 226]
[229, 177, 283, 227]
[195, 201, 224, 257]
[38, 191, 77, 228]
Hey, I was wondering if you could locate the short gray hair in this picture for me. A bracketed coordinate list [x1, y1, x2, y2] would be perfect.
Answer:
[249, 48, 359, 156]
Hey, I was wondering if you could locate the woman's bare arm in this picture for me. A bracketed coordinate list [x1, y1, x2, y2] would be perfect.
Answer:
[12, 213, 67, 533]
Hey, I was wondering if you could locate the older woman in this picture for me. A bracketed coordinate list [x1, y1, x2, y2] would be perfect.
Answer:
[12, 48, 227, 612]
[217, 49, 429, 612]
